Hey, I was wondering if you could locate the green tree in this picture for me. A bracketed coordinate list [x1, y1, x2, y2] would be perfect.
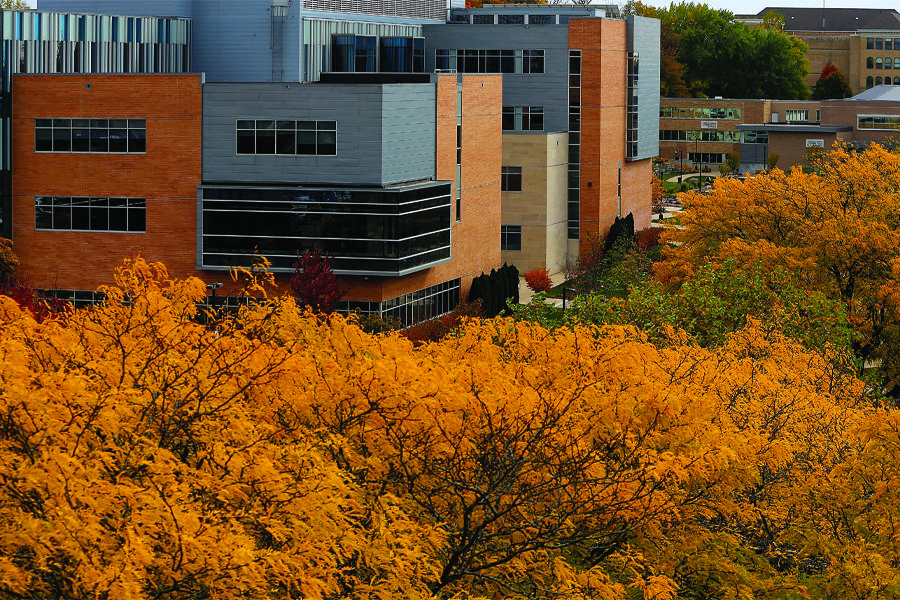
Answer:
[0, 0, 29, 8]
[656, 2, 809, 99]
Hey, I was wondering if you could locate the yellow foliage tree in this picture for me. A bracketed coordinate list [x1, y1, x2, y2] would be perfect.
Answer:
[658, 143, 900, 384]
[0, 257, 891, 600]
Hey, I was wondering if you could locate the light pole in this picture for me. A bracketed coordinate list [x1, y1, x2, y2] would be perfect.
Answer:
[695, 137, 703, 188]
[674, 150, 683, 184]
[205, 282, 223, 324]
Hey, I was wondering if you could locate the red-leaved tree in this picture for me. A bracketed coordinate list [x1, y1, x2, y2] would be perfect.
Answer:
[524, 268, 553, 293]
[289, 244, 344, 314]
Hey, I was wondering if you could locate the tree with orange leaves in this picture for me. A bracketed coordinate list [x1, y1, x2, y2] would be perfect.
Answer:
[658, 142, 900, 387]
[3, 256, 900, 600]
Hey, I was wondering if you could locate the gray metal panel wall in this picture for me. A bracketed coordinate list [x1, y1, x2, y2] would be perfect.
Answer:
[381, 85, 436, 185]
[36, 1, 194, 16]
[740, 143, 767, 164]
[40, 0, 303, 82]
[190, 0, 300, 82]
[423, 24, 570, 133]
[627, 15, 661, 161]
[203, 82, 437, 187]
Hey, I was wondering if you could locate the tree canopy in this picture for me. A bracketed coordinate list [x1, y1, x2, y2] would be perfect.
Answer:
[4, 255, 900, 600]
[624, 1, 810, 99]
[658, 142, 900, 387]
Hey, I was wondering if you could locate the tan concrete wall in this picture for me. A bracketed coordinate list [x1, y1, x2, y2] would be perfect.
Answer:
[500, 132, 568, 277]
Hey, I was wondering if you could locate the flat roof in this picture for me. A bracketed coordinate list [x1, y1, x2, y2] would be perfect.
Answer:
[736, 124, 853, 132]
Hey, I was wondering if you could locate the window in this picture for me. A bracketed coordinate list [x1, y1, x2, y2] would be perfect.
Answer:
[377, 37, 424, 72]
[687, 152, 724, 164]
[433, 49, 544, 74]
[868, 76, 874, 88]
[895, 58, 900, 69]
[523, 49, 544, 73]
[877, 38, 884, 50]
[528, 14, 553, 24]
[500, 225, 521, 251]
[887, 56, 893, 70]
[35, 118, 146, 153]
[742, 130, 768, 144]
[876, 76, 883, 85]
[236, 119, 336, 156]
[659, 130, 741, 142]
[659, 106, 741, 120]
[35, 196, 146, 232]
[784, 109, 809, 122]
[858, 114, 900, 130]
[200, 184, 452, 273]
[876, 57, 883, 69]
[502, 106, 543, 131]
[867, 37, 875, 50]
[868, 56, 875, 69]
[501, 167, 522, 192]
[498, 14, 524, 24]
[330, 35, 376, 73]
[473, 14, 494, 24]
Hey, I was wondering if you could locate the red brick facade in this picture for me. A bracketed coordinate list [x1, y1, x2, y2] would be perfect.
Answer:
[13, 73, 503, 309]
[570, 19, 648, 239]
[12, 74, 204, 290]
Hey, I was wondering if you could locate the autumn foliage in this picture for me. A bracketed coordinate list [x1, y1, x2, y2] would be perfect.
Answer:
[289, 244, 343, 313]
[2, 257, 900, 600]
[523, 267, 553, 293]
[658, 142, 900, 387]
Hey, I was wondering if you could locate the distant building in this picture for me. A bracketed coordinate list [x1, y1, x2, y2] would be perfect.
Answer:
[659, 88, 900, 175]
[737, 7, 900, 94]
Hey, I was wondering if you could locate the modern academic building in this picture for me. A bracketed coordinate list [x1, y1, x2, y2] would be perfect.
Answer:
[9, 1, 658, 320]
[425, 4, 660, 277]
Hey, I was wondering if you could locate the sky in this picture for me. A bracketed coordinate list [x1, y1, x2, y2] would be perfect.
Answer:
[643, 0, 899, 16]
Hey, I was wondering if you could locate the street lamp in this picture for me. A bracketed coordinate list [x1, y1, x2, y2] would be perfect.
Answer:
[695, 137, 703, 188]
[674, 150, 683, 183]
[205, 282, 223, 323]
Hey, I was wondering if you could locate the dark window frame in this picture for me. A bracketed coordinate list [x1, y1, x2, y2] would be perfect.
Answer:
[34, 118, 146, 153]
[235, 119, 337, 156]
[34, 196, 146, 233]
[501, 166, 522, 192]
[500, 225, 522, 251]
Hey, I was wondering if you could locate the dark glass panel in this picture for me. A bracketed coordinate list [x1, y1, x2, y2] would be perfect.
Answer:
[129, 128, 146, 153]
[35, 197, 52, 229]
[298, 130, 316, 154]
[108, 207, 127, 232]
[90, 125, 109, 152]
[317, 131, 336, 155]
[71, 123, 90, 152]
[236, 129, 255, 154]
[256, 127, 276, 155]
[53, 205, 71, 230]
[129, 205, 146, 232]
[276, 123, 295, 154]
[36, 127, 53, 151]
